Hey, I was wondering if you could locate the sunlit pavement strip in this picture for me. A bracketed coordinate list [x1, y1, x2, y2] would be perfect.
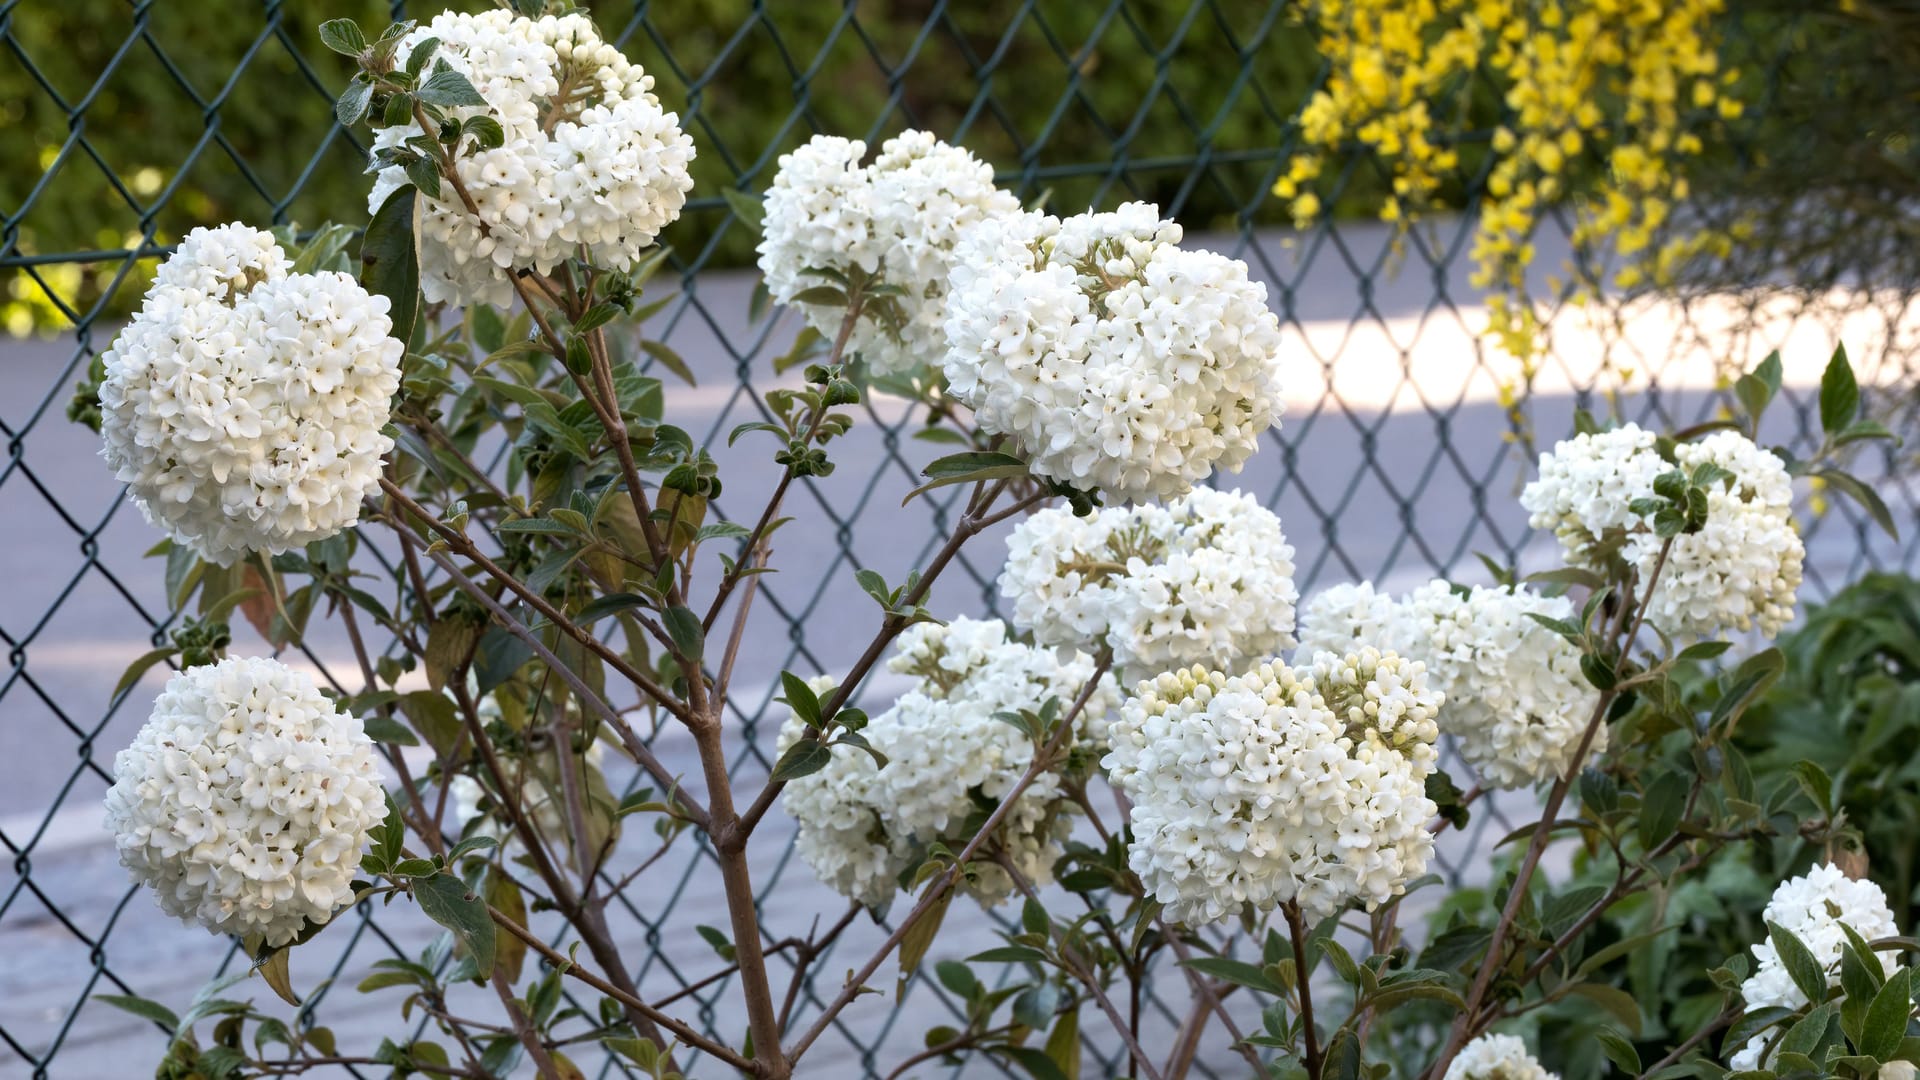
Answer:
[7, 280, 1906, 861]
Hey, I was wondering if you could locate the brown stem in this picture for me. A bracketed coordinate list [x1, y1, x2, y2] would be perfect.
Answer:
[1161, 924, 1272, 1080]
[487, 966, 560, 1079]
[1430, 538, 1674, 1077]
[1284, 903, 1322, 1078]
[487, 905, 755, 1072]
[584, 325, 675, 581]
[732, 486, 1046, 840]
[379, 479, 691, 724]
[776, 903, 863, 1032]
[702, 298, 865, 634]
[998, 855, 1166, 1080]
[694, 711, 786, 1077]
[1637, 1006, 1737, 1077]
[785, 655, 1110, 1065]
[404, 530, 704, 830]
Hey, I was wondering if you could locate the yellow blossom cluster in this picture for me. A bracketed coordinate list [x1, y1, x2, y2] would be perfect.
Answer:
[1280, 0, 1740, 365]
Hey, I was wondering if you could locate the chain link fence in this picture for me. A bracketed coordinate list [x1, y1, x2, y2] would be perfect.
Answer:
[3, 1, 1917, 1076]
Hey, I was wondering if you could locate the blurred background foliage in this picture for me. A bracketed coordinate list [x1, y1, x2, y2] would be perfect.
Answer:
[5, 1, 1918, 338]
[1, 0, 1340, 334]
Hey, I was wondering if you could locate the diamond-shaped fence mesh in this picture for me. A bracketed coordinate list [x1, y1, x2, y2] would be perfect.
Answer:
[3, 2, 1917, 1077]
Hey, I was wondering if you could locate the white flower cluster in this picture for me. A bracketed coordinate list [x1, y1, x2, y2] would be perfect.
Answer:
[1729, 863, 1909, 1075]
[368, 10, 694, 307]
[1297, 580, 1597, 789]
[1444, 1034, 1558, 1080]
[999, 487, 1298, 677]
[102, 657, 384, 947]
[98, 224, 401, 565]
[942, 201, 1285, 503]
[757, 131, 1018, 374]
[1104, 649, 1440, 925]
[1519, 425, 1805, 638]
[779, 618, 1117, 906]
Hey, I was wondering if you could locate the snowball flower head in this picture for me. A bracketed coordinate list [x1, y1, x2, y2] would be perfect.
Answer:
[1391, 581, 1598, 789]
[1729, 863, 1905, 1073]
[1646, 431, 1804, 639]
[1444, 1034, 1558, 1080]
[758, 131, 1018, 373]
[1293, 581, 1399, 659]
[942, 202, 1285, 503]
[1104, 649, 1440, 925]
[98, 224, 401, 565]
[367, 10, 694, 307]
[1519, 424, 1804, 638]
[781, 618, 1117, 906]
[103, 656, 384, 947]
[1000, 488, 1297, 676]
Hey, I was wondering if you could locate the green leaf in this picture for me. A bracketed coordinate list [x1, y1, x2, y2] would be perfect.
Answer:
[1563, 981, 1642, 1034]
[1580, 652, 1618, 691]
[997, 1046, 1070, 1080]
[1819, 469, 1901, 541]
[968, 946, 1049, 964]
[336, 79, 374, 127]
[1043, 1008, 1080, 1079]
[780, 672, 823, 728]
[903, 451, 1030, 504]
[1181, 956, 1286, 997]
[789, 285, 848, 307]
[1734, 373, 1773, 429]
[94, 993, 179, 1031]
[362, 713, 419, 747]
[1753, 350, 1784, 395]
[413, 872, 496, 979]
[604, 1038, 661, 1070]
[113, 647, 176, 701]
[1862, 967, 1911, 1058]
[769, 738, 831, 783]
[1820, 344, 1861, 435]
[460, 114, 505, 151]
[1420, 924, 1492, 972]
[360, 186, 420, 347]
[417, 61, 487, 108]
[1676, 640, 1732, 663]
[318, 18, 366, 56]
[1768, 919, 1832, 1007]
[1638, 772, 1687, 853]
[364, 789, 405, 876]
[253, 944, 300, 1007]
[1710, 647, 1786, 730]
[897, 889, 953, 979]
[934, 959, 980, 1000]
[404, 154, 441, 200]
[1790, 760, 1835, 816]
[662, 605, 704, 663]
[721, 186, 765, 231]
[1595, 1028, 1641, 1072]
[640, 339, 695, 387]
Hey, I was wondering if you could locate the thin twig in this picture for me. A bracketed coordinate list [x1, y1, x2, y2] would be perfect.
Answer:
[998, 854, 1166, 1080]
[1284, 903, 1322, 1078]
[785, 655, 1111, 1065]
[486, 905, 754, 1072]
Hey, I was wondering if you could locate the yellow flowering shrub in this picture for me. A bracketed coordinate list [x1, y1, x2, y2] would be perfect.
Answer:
[1280, 0, 1742, 369]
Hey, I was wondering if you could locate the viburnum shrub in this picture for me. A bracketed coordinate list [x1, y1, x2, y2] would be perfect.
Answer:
[78, 3, 1914, 1079]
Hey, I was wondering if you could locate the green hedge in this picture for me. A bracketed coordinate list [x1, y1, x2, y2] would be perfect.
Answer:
[1, 1, 1329, 330]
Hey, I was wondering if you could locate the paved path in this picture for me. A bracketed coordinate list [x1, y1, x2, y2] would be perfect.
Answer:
[2, 218, 1914, 1076]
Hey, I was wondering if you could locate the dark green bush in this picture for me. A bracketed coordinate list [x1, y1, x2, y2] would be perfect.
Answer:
[1, 0, 1328, 330]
